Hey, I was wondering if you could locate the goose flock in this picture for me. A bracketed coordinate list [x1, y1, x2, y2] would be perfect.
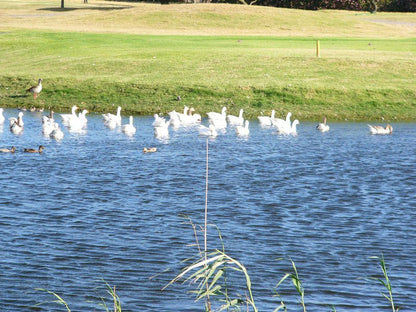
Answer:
[0, 103, 394, 154]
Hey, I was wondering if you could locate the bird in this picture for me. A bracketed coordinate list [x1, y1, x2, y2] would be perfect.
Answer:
[227, 109, 244, 126]
[198, 124, 218, 138]
[152, 114, 167, 127]
[9, 112, 24, 134]
[61, 105, 78, 126]
[154, 118, 170, 139]
[50, 123, 64, 140]
[143, 147, 157, 153]
[207, 106, 227, 121]
[316, 117, 330, 132]
[103, 106, 122, 127]
[24, 145, 45, 153]
[258, 110, 275, 127]
[272, 112, 292, 131]
[368, 124, 393, 135]
[235, 120, 250, 137]
[122, 116, 136, 136]
[277, 119, 299, 135]
[0, 146, 16, 153]
[26, 78, 43, 99]
[207, 107, 227, 130]
[0, 108, 5, 124]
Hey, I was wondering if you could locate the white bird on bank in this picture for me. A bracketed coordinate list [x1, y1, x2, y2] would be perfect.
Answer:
[316, 117, 330, 132]
[368, 124, 393, 135]
[122, 116, 136, 136]
[227, 109, 244, 126]
[258, 110, 275, 127]
[235, 120, 250, 137]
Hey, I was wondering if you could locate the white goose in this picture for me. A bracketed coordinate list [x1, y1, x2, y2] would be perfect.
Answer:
[167, 111, 181, 128]
[61, 105, 78, 126]
[272, 112, 292, 131]
[316, 117, 330, 132]
[235, 120, 250, 137]
[227, 109, 244, 126]
[277, 119, 299, 135]
[179, 107, 201, 125]
[9, 112, 24, 134]
[208, 107, 227, 129]
[67, 109, 88, 131]
[122, 116, 136, 136]
[198, 124, 218, 138]
[42, 115, 55, 136]
[0, 108, 5, 124]
[207, 106, 227, 121]
[103, 106, 122, 127]
[50, 123, 64, 140]
[368, 124, 393, 135]
[258, 110, 275, 127]
[152, 114, 166, 127]
[154, 119, 170, 139]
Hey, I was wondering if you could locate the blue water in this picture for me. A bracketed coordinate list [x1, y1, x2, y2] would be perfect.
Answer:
[1, 108, 415, 311]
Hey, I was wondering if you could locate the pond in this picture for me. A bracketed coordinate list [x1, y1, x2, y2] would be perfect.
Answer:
[1, 108, 415, 311]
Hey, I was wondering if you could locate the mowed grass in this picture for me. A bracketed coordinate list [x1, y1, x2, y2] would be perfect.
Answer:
[0, 0, 415, 120]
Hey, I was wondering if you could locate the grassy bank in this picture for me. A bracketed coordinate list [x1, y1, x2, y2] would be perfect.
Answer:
[1, 1, 415, 120]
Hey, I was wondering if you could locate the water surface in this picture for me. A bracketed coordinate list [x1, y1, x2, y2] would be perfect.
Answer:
[0, 109, 415, 311]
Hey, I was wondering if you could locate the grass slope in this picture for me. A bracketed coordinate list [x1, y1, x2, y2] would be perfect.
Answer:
[0, 1, 415, 120]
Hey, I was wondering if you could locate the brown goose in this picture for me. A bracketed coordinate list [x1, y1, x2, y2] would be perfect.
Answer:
[26, 78, 43, 99]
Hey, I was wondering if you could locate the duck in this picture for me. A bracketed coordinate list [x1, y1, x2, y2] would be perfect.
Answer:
[277, 119, 299, 135]
[143, 147, 157, 153]
[316, 117, 330, 132]
[0, 108, 5, 124]
[26, 78, 43, 99]
[0, 146, 16, 153]
[235, 120, 250, 137]
[103, 106, 122, 127]
[258, 110, 275, 127]
[24, 145, 45, 153]
[227, 109, 244, 126]
[9, 112, 24, 134]
[198, 124, 218, 138]
[368, 124, 393, 135]
[122, 116, 136, 136]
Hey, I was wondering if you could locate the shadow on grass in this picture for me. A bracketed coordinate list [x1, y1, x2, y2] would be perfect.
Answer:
[38, 4, 133, 12]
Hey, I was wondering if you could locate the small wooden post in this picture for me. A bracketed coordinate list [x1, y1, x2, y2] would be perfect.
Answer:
[316, 40, 320, 58]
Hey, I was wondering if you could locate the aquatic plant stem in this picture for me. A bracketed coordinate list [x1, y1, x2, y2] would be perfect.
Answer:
[204, 138, 211, 311]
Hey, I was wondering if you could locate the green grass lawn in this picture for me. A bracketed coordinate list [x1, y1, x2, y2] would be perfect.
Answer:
[1, 1, 415, 120]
